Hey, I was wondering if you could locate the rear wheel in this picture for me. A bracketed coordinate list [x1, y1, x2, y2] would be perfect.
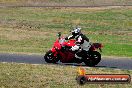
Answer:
[44, 50, 59, 63]
[83, 51, 101, 67]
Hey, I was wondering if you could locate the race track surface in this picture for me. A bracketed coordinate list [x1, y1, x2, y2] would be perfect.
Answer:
[0, 53, 132, 70]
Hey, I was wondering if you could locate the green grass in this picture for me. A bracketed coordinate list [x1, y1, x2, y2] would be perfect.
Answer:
[0, 7, 132, 57]
[0, 63, 132, 88]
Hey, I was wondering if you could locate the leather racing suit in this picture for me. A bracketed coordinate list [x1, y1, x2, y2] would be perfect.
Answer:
[66, 33, 91, 59]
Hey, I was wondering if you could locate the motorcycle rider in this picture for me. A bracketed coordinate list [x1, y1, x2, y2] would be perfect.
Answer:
[65, 27, 91, 60]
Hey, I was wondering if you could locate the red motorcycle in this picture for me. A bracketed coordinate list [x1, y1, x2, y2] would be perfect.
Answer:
[44, 32, 103, 66]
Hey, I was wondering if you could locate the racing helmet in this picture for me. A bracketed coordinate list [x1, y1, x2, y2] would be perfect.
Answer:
[72, 27, 81, 36]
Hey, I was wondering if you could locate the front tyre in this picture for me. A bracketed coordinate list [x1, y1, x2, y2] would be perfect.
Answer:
[83, 51, 101, 67]
[44, 50, 59, 63]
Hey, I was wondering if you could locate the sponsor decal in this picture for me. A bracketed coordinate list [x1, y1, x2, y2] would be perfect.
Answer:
[76, 67, 131, 85]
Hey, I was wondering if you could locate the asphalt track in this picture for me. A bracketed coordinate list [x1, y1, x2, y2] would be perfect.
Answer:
[0, 53, 132, 70]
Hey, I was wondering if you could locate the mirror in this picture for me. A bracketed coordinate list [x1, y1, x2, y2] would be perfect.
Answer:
[57, 32, 61, 38]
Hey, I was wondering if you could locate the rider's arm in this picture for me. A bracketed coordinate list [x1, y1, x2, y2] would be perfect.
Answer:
[75, 36, 84, 45]
[65, 35, 75, 40]
[71, 36, 83, 51]
[76, 34, 90, 45]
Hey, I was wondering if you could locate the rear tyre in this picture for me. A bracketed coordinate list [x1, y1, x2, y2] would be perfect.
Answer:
[44, 50, 59, 63]
[83, 51, 101, 67]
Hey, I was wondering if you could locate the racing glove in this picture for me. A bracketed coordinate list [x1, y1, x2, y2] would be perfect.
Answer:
[71, 45, 79, 51]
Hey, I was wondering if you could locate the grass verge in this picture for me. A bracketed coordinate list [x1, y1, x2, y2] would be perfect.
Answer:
[0, 7, 131, 57]
[0, 62, 132, 88]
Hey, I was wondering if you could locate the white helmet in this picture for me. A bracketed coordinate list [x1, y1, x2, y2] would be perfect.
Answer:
[72, 27, 81, 36]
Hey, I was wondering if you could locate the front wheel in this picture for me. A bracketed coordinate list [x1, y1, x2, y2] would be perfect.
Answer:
[83, 51, 101, 67]
[44, 50, 59, 63]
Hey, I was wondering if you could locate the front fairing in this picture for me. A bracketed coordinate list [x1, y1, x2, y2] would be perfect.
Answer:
[51, 37, 76, 54]
[51, 39, 61, 52]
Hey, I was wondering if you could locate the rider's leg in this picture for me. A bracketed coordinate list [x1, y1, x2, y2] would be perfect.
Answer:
[75, 50, 87, 59]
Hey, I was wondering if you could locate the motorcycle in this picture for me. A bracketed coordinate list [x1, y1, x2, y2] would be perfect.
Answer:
[44, 32, 103, 66]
